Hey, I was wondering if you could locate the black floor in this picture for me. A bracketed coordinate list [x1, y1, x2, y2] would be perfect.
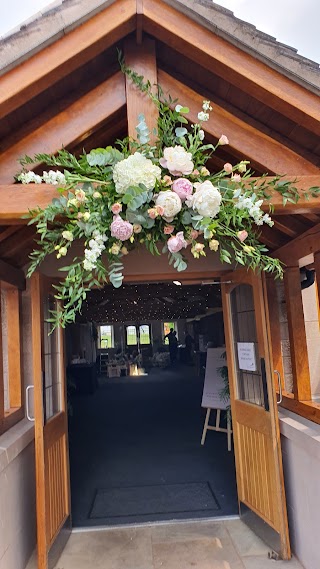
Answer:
[69, 365, 238, 527]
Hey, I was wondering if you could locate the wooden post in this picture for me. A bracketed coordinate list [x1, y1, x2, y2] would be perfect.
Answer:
[124, 37, 158, 144]
[313, 252, 320, 314]
[266, 277, 285, 391]
[283, 266, 311, 401]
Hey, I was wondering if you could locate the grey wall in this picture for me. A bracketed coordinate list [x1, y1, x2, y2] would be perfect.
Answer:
[280, 409, 320, 569]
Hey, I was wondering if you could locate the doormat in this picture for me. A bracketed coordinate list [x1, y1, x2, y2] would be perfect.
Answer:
[89, 482, 220, 519]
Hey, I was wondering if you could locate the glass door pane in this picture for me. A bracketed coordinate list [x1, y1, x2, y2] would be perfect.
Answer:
[230, 284, 268, 409]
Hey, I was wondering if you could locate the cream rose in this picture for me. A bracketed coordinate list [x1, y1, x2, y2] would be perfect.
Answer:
[187, 180, 222, 218]
[155, 191, 182, 222]
[160, 146, 194, 176]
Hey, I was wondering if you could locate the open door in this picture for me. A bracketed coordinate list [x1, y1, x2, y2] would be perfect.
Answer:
[221, 268, 290, 559]
[31, 273, 71, 569]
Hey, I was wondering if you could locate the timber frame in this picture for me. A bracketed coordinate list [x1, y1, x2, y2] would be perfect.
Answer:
[0, 0, 320, 425]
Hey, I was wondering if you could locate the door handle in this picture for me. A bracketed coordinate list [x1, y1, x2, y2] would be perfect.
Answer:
[274, 370, 283, 404]
[26, 385, 35, 421]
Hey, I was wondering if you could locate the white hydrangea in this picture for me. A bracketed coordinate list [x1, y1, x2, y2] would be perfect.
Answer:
[187, 181, 222, 218]
[234, 191, 274, 227]
[197, 111, 209, 122]
[113, 152, 161, 194]
[155, 191, 182, 222]
[42, 170, 66, 185]
[83, 232, 107, 271]
[18, 171, 42, 184]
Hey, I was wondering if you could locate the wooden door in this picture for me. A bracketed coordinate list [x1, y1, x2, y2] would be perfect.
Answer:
[221, 268, 290, 559]
[31, 273, 71, 569]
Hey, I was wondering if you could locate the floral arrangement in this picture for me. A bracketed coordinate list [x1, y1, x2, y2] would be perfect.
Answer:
[17, 59, 319, 328]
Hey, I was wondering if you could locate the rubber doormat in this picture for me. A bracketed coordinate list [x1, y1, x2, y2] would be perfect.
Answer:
[89, 482, 220, 519]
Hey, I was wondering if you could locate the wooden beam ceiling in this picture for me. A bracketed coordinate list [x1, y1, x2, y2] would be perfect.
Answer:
[0, 176, 319, 225]
[159, 71, 319, 175]
[0, 0, 136, 120]
[0, 72, 126, 183]
[124, 37, 159, 143]
[142, 0, 320, 136]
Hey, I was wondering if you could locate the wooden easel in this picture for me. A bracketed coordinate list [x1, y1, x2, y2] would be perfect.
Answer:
[201, 408, 232, 451]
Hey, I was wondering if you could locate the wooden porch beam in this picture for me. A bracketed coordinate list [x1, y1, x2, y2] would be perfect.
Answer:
[158, 71, 319, 175]
[0, 0, 135, 120]
[0, 72, 126, 183]
[274, 221, 320, 264]
[143, 0, 320, 135]
[0, 259, 25, 290]
[0, 176, 320, 224]
[124, 37, 158, 143]
[283, 267, 311, 401]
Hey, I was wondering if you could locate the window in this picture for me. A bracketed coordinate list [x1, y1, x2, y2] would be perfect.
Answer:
[0, 281, 24, 435]
[139, 324, 151, 345]
[126, 325, 137, 346]
[99, 325, 114, 349]
[163, 321, 177, 344]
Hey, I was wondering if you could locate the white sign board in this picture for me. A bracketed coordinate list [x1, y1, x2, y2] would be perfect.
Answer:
[201, 348, 230, 410]
[237, 342, 257, 371]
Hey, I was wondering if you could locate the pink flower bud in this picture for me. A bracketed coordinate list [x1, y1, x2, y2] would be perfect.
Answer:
[237, 230, 248, 242]
[156, 205, 165, 216]
[148, 208, 158, 219]
[219, 135, 229, 146]
[111, 202, 122, 214]
[164, 225, 175, 235]
[224, 163, 233, 174]
[190, 229, 199, 240]
[162, 175, 173, 186]
[231, 173, 241, 183]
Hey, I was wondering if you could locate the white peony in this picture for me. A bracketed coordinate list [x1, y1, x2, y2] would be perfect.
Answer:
[113, 152, 161, 194]
[187, 180, 222, 218]
[160, 146, 194, 176]
[155, 191, 182, 222]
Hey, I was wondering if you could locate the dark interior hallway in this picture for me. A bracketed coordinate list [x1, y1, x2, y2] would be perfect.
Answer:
[69, 365, 238, 527]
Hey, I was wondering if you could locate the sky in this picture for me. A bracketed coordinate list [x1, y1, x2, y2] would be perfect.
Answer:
[1, 0, 320, 64]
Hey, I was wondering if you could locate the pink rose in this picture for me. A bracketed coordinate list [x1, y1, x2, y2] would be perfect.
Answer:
[148, 208, 158, 219]
[237, 230, 248, 242]
[167, 231, 188, 253]
[110, 215, 133, 241]
[164, 225, 175, 235]
[232, 173, 241, 183]
[111, 202, 122, 214]
[219, 135, 229, 145]
[190, 229, 199, 240]
[75, 189, 87, 203]
[192, 169, 200, 177]
[224, 163, 233, 174]
[172, 178, 193, 201]
[156, 205, 164, 216]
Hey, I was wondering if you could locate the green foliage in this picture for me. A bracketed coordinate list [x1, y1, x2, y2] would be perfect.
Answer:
[16, 52, 319, 330]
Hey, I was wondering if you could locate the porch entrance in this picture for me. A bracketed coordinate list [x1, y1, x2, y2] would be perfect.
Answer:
[31, 268, 290, 569]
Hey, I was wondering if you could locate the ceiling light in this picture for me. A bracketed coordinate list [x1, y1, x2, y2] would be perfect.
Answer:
[173, 280, 182, 286]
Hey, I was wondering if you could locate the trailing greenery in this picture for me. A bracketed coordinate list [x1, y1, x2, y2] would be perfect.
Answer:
[16, 55, 319, 329]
